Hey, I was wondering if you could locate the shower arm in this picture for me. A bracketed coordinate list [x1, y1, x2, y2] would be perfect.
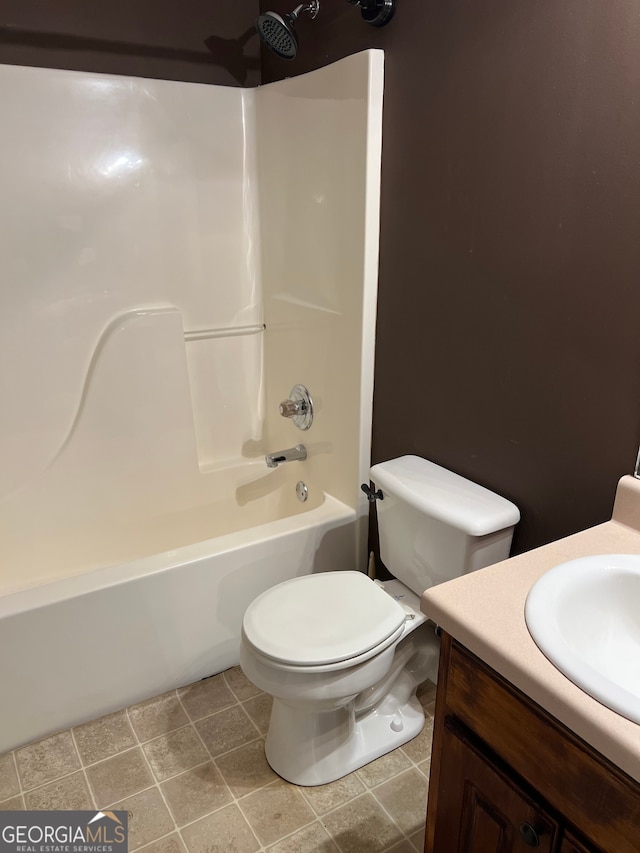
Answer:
[291, 1, 320, 21]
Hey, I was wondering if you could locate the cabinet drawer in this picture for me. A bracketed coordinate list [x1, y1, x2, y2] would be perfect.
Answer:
[443, 639, 640, 853]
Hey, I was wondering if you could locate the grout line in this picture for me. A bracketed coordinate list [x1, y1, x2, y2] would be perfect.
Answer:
[221, 669, 262, 704]
[101, 782, 158, 811]
[254, 816, 336, 853]
[173, 685, 264, 853]
[360, 790, 412, 853]
[134, 722, 198, 750]
[127, 694, 192, 744]
[124, 691, 182, 849]
[236, 701, 264, 741]
[132, 829, 181, 853]
[174, 689, 237, 783]
[80, 743, 145, 771]
[68, 727, 97, 809]
[370, 773, 428, 852]
[175, 672, 308, 851]
[18, 762, 91, 798]
[10, 751, 21, 797]
[235, 792, 318, 853]
[0, 793, 25, 809]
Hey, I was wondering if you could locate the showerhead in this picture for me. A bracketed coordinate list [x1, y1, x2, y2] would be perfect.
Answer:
[256, 1, 319, 60]
[256, 0, 395, 61]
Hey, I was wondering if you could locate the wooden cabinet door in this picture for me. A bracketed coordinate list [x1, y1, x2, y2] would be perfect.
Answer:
[559, 833, 600, 853]
[431, 721, 559, 853]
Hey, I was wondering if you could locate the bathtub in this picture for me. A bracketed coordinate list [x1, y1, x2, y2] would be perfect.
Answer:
[0, 467, 356, 754]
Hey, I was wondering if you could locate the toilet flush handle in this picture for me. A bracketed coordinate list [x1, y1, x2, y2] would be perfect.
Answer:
[361, 483, 383, 502]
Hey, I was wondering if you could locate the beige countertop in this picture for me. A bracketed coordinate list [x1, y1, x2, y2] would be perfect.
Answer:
[420, 474, 640, 784]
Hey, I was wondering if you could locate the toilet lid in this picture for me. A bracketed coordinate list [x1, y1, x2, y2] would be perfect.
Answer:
[242, 571, 406, 666]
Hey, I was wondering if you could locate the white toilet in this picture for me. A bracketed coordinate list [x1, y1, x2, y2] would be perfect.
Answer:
[240, 455, 520, 786]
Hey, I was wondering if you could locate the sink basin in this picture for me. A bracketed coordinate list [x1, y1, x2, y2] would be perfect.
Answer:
[525, 554, 640, 724]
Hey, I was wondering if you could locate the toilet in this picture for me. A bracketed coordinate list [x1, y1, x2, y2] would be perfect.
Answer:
[240, 455, 520, 786]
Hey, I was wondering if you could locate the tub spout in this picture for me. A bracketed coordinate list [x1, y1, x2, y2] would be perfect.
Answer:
[265, 444, 307, 468]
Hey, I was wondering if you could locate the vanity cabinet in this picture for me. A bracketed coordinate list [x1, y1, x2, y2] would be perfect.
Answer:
[425, 635, 640, 853]
[437, 721, 559, 851]
[559, 835, 597, 853]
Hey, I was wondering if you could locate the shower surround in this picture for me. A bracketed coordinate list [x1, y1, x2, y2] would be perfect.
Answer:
[0, 51, 384, 752]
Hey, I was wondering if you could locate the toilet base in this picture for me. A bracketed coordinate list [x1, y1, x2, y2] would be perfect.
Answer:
[264, 669, 426, 786]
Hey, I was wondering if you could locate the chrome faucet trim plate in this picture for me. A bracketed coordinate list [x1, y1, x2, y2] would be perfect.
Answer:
[279, 385, 313, 430]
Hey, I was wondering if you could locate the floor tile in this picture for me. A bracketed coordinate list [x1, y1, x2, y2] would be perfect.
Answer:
[417, 758, 431, 779]
[86, 748, 153, 806]
[25, 771, 93, 810]
[373, 768, 428, 837]
[195, 707, 260, 758]
[73, 710, 136, 765]
[0, 754, 19, 801]
[129, 693, 190, 743]
[2, 664, 434, 853]
[136, 834, 186, 853]
[410, 827, 425, 851]
[0, 795, 24, 810]
[386, 841, 417, 853]
[178, 674, 236, 721]
[16, 731, 80, 791]
[181, 804, 260, 853]
[416, 680, 436, 708]
[215, 740, 276, 799]
[266, 821, 340, 852]
[356, 749, 412, 789]
[400, 716, 434, 764]
[299, 773, 365, 816]
[223, 667, 262, 702]
[112, 787, 174, 850]
[241, 694, 272, 735]
[143, 727, 208, 782]
[239, 779, 315, 847]
[423, 700, 435, 718]
[321, 793, 404, 853]
[161, 762, 231, 825]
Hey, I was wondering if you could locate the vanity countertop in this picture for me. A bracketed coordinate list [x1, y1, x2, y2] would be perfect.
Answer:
[420, 474, 640, 784]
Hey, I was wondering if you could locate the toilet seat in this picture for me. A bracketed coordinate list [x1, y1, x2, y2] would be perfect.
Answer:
[242, 571, 406, 667]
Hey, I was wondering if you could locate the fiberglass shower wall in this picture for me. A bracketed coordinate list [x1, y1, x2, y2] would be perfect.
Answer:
[0, 51, 383, 589]
[0, 65, 263, 590]
[256, 51, 384, 564]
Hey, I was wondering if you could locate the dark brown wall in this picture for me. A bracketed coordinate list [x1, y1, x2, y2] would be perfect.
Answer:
[3, 0, 640, 555]
[261, 0, 640, 554]
[0, 0, 260, 85]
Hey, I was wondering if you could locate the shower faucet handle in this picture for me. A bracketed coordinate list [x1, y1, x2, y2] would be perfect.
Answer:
[279, 385, 313, 430]
[279, 399, 306, 418]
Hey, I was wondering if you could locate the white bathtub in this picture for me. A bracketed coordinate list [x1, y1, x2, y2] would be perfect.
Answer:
[0, 478, 356, 754]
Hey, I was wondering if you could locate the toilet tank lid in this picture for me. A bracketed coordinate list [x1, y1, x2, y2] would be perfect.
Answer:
[370, 456, 520, 537]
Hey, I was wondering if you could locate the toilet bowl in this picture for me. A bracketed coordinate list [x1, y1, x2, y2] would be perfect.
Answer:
[240, 455, 520, 786]
[240, 571, 435, 786]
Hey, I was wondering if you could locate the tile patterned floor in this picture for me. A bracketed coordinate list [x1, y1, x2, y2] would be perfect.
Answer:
[0, 667, 435, 853]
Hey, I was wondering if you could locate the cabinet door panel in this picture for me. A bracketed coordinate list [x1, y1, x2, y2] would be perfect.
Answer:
[560, 833, 600, 853]
[446, 641, 640, 853]
[433, 721, 559, 853]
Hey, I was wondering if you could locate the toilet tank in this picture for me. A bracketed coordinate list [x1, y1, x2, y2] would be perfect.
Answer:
[370, 456, 520, 595]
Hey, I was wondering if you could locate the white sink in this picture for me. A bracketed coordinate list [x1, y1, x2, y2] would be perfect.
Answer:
[525, 554, 640, 724]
